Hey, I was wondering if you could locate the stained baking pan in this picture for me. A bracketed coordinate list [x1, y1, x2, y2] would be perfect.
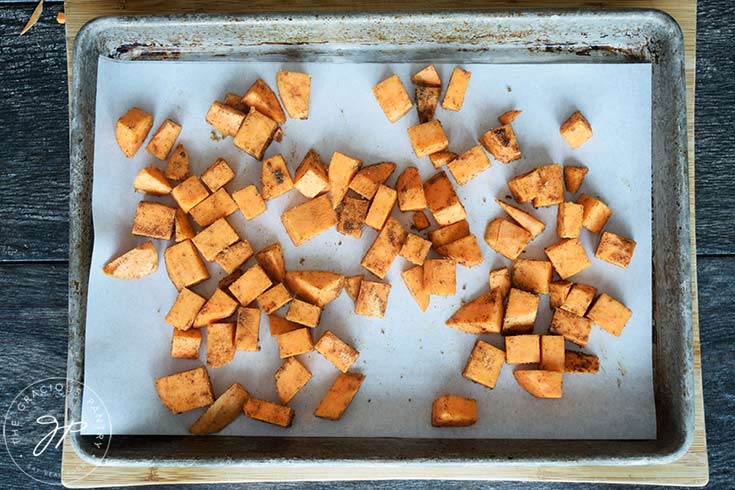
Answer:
[68, 10, 692, 467]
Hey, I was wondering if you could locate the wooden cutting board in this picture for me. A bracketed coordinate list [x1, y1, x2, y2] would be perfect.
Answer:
[61, 0, 706, 486]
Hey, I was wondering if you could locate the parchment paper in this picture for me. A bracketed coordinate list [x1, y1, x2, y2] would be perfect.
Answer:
[83, 57, 654, 439]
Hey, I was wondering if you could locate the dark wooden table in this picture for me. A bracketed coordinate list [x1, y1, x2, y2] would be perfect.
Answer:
[0, 2, 732, 489]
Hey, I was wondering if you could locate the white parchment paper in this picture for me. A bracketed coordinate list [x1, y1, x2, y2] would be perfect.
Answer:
[83, 57, 654, 439]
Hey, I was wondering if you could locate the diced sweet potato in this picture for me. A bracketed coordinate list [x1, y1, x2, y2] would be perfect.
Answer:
[441, 67, 471, 111]
[595, 231, 637, 268]
[194, 289, 238, 327]
[502, 288, 539, 334]
[344, 275, 363, 303]
[255, 243, 286, 283]
[132, 201, 176, 240]
[243, 397, 294, 427]
[190, 383, 249, 435]
[171, 176, 209, 213]
[155, 366, 214, 414]
[223, 93, 249, 113]
[269, 314, 301, 336]
[355, 280, 391, 318]
[484, 218, 532, 260]
[201, 158, 235, 192]
[549, 308, 592, 346]
[564, 165, 588, 194]
[576, 194, 612, 233]
[412, 211, 430, 230]
[496, 199, 545, 238]
[215, 241, 253, 274]
[396, 166, 427, 212]
[507, 169, 541, 203]
[560, 111, 592, 149]
[372, 74, 413, 123]
[544, 238, 591, 279]
[539, 335, 565, 372]
[436, 234, 483, 267]
[294, 149, 329, 198]
[102, 241, 158, 279]
[189, 188, 238, 227]
[337, 196, 369, 239]
[498, 110, 521, 125]
[360, 217, 407, 278]
[242, 79, 286, 124]
[233, 108, 277, 160]
[560, 283, 596, 316]
[549, 280, 573, 309]
[446, 291, 503, 334]
[424, 171, 467, 226]
[133, 166, 172, 196]
[171, 328, 201, 359]
[480, 124, 521, 163]
[284, 270, 344, 307]
[411, 64, 441, 87]
[348, 162, 396, 200]
[429, 150, 457, 169]
[364, 184, 397, 230]
[164, 240, 209, 290]
[232, 184, 267, 220]
[146, 119, 181, 160]
[228, 264, 273, 306]
[532, 164, 564, 208]
[408, 120, 449, 158]
[235, 307, 260, 351]
[415, 86, 440, 123]
[586, 293, 632, 336]
[328, 151, 362, 208]
[275, 357, 312, 404]
[165, 288, 206, 330]
[165, 144, 190, 180]
[257, 283, 292, 314]
[277, 327, 314, 358]
[401, 266, 430, 311]
[431, 394, 477, 427]
[505, 334, 540, 364]
[423, 258, 456, 296]
[286, 298, 321, 328]
[261, 154, 294, 200]
[557, 202, 584, 238]
[219, 270, 243, 291]
[564, 351, 600, 373]
[463, 340, 505, 389]
[192, 217, 239, 261]
[430, 220, 470, 248]
[514, 370, 563, 398]
[399, 233, 432, 266]
[315, 331, 359, 373]
[174, 208, 195, 242]
[489, 267, 511, 298]
[276, 70, 310, 119]
[447, 145, 490, 185]
[206, 101, 246, 137]
[116, 107, 153, 158]
[511, 258, 553, 294]
[281, 194, 338, 246]
[314, 372, 365, 420]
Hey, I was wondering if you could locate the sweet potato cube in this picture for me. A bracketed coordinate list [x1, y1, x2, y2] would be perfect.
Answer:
[549, 280, 573, 309]
[364, 184, 397, 230]
[576, 194, 613, 233]
[215, 241, 253, 274]
[171, 176, 209, 213]
[132, 201, 176, 240]
[429, 150, 457, 169]
[277, 327, 314, 358]
[219, 270, 243, 291]
[436, 235, 483, 267]
[484, 218, 532, 260]
[235, 307, 261, 351]
[337, 196, 369, 239]
[441, 67, 471, 111]
[396, 167, 426, 212]
[514, 370, 563, 398]
[480, 124, 521, 163]
[355, 280, 391, 318]
[281, 194, 338, 246]
[506, 334, 540, 364]
[242, 79, 286, 124]
[174, 208, 195, 242]
[424, 171, 467, 226]
[171, 328, 201, 359]
[361, 217, 407, 278]
[412, 211, 430, 230]
[539, 335, 565, 372]
[255, 243, 286, 283]
[223, 93, 249, 113]
[344, 275, 363, 303]
[508, 169, 541, 203]
[550, 308, 592, 346]
[284, 271, 344, 307]
[228, 264, 273, 306]
[286, 299, 321, 328]
[165, 144, 190, 180]
[586, 293, 632, 336]
[412, 64, 441, 87]
[532, 164, 564, 208]
[429, 220, 470, 248]
[257, 283, 292, 314]
[232, 184, 266, 220]
[415, 86, 441, 123]
[189, 188, 238, 227]
[164, 240, 209, 290]
[407, 120, 449, 157]
[502, 288, 539, 334]
[401, 266, 429, 311]
[146, 119, 181, 160]
[116, 107, 153, 157]
[328, 151, 361, 208]
[192, 217, 239, 261]
[595, 231, 637, 268]
[560, 111, 593, 149]
[233, 108, 277, 160]
[294, 149, 329, 198]
[102, 241, 158, 279]
[201, 158, 235, 192]
[133, 166, 172, 196]
[399, 233, 431, 266]
[269, 314, 301, 336]
[498, 110, 522, 125]
[165, 288, 206, 330]
[511, 259, 552, 294]
[423, 258, 456, 296]
[276, 70, 310, 119]
[155, 366, 214, 414]
[261, 154, 294, 200]
[544, 238, 591, 279]
[372, 74, 413, 123]
[194, 289, 238, 327]
[489, 267, 511, 298]
[348, 162, 396, 200]
[560, 283, 596, 316]
[431, 394, 477, 427]
[496, 199, 545, 238]
[243, 397, 294, 427]
[447, 145, 490, 185]
[557, 202, 584, 238]
[564, 351, 600, 373]
[206, 101, 246, 137]
[275, 358, 312, 404]
[463, 340, 505, 389]
[446, 291, 504, 334]
[314, 372, 365, 420]
[190, 383, 249, 435]
[564, 165, 588, 193]
[315, 331, 359, 373]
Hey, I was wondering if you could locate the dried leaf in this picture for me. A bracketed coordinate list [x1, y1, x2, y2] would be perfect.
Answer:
[20, 0, 44, 36]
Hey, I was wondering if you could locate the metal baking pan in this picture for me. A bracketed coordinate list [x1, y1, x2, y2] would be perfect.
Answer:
[68, 10, 692, 467]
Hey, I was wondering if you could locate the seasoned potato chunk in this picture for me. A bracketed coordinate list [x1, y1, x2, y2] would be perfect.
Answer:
[102, 241, 158, 279]
[116, 107, 153, 157]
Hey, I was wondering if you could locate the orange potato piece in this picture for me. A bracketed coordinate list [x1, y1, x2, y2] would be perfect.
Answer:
[102, 241, 158, 279]
[284, 270, 344, 307]
[514, 370, 563, 398]
[564, 165, 588, 193]
[463, 340, 505, 389]
[505, 334, 540, 364]
[171, 328, 201, 359]
[586, 293, 632, 336]
[206, 101, 246, 137]
[275, 357, 312, 404]
[276, 70, 310, 119]
[560, 283, 597, 317]
[228, 264, 273, 306]
[164, 240, 209, 291]
[446, 291, 504, 334]
[233, 108, 277, 160]
[364, 184, 397, 230]
[190, 383, 249, 435]
[277, 327, 314, 358]
[441, 67, 471, 111]
[429, 150, 458, 169]
[348, 162, 396, 200]
[194, 289, 238, 328]
[415, 86, 441, 123]
[165, 288, 206, 330]
[396, 166, 427, 212]
[399, 233, 432, 266]
[223, 93, 249, 113]
[423, 258, 456, 296]
[412, 210, 430, 230]
[215, 241, 253, 275]
[201, 158, 235, 192]
[165, 144, 190, 181]
[502, 288, 539, 334]
[328, 151, 362, 208]
[564, 351, 600, 373]
[294, 149, 329, 198]
[235, 307, 261, 351]
[372, 74, 413, 123]
[557, 202, 584, 238]
[484, 218, 532, 260]
[549, 308, 592, 347]
[412, 64, 441, 87]
[496, 199, 545, 238]
[155, 366, 214, 414]
[189, 188, 238, 228]
[286, 299, 321, 328]
[576, 194, 613, 233]
[507, 169, 541, 203]
[344, 275, 363, 303]
[133, 166, 172, 196]
[257, 283, 293, 314]
[401, 266, 429, 311]
[146, 119, 181, 160]
[242, 79, 286, 124]
[281, 194, 338, 246]
[424, 171, 467, 226]
[429, 220, 470, 248]
[255, 242, 286, 283]
[206, 322, 236, 368]
[243, 397, 294, 427]
[560, 111, 593, 149]
[174, 208, 195, 243]
[314, 372, 365, 420]
[232, 184, 267, 220]
[315, 330, 359, 373]
[407, 120, 449, 157]
[595, 231, 637, 268]
[436, 234, 483, 267]
[268, 314, 301, 336]
[132, 201, 176, 240]
[192, 217, 239, 261]
[489, 267, 511, 298]
[116, 107, 153, 158]
[431, 394, 477, 427]
[447, 145, 490, 185]
[539, 335, 565, 372]
[532, 164, 564, 208]
[549, 280, 573, 309]
[544, 238, 592, 279]
[511, 258, 553, 294]
[480, 124, 521, 163]
[171, 176, 209, 213]
[498, 110, 521, 125]
[360, 217, 407, 279]
[337, 196, 369, 239]
[261, 154, 294, 200]
[355, 280, 391, 318]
